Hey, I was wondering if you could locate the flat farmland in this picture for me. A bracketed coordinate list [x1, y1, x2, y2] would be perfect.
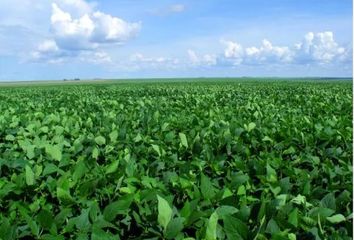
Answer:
[0, 79, 352, 239]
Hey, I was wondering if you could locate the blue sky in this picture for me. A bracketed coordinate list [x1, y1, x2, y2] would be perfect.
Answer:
[0, 0, 352, 80]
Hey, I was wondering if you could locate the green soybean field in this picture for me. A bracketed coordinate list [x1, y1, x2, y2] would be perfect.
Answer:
[0, 79, 352, 240]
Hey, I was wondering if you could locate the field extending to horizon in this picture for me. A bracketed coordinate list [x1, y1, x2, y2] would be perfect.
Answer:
[0, 79, 352, 239]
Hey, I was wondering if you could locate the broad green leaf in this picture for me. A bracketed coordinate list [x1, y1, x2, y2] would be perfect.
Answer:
[237, 185, 246, 196]
[320, 193, 336, 211]
[26, 145, 35, 159]
[223, 215, 248, 239]
[326, 214, 346, 224]
[73, 161, 87, 182]
[157, 195, 173, 230]
[109, 130, 118, 142]
[134, 133, 143, 142]
[0, 218, 16, 240]
[43, 163, 58, 176]
[262, 136, 273, 142]
[75, 209, 90, 231]
[201, 173, 216, 200]
[37, 209, 54, 229]
[152, 144, 161, 156]
[103, 194, 134, 221]
[92, 147, 99, 159]
[25, 165, 35, 186]
[165, 217, 184, 239]
[179, 133, 188, 148]
[283, 146, 296, 154]
[95, 136, 106, 146]
[5, 134, 15, 141]
[247, 122, 256, 132]
[291, 194, 306, 205]
[288, 208, 298, 227]
[266, 164, 277, 183]
[105, 160, 119, 174]
[265, 218, 280, 234]
[57, 187, 73, 205]
[92, 227, 117, 240]
[216, 206, 239, 218]
[46, 145, 62, 161]
[205, 211, 218, 240]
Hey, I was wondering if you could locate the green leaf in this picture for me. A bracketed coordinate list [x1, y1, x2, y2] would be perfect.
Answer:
[326, 214, 346, 224]
[201, 173, 216, 200]
[92, 226, 117, 240]
[165, 217, 184, 239]
[291, 194, 306, 205]
[265, 218, 280, 234]
[262, 136, 273, 142]
[0, 218, 16, 240]
[320, 193, 336, 211]
[26, 145, 35, 159]
[45, 145, 62, 161]
[152, 144, 161, 156]
[57, 187, 73, 205]
[43, 163, 58, 176]
[216, 206, 239, 218]
[179, 133, 188, 148]
[237, 185, 246, 196]
[283, 146, 296, 155]
[223, 215, 248, 239]
[109, 130, 118, 142]
[246, 122, 256, 132]
[205, 211, 218, 240]
[288, 208, 298, 227]
[266, 164, 277, 183]
[95, 136, 106, 146]
[37, 209, 54, 229]
[134, 133, 143, 143]
[25, 165, 35, 186]
[5, 134, 15, 141]
[73, 161, 87, 182]
[105, 160, 119, 174]
[103, 194, 134, 221]
[157, 195, 173, 230]
[92, 147, 99, 159]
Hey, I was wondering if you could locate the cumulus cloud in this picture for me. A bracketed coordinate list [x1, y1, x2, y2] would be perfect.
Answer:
[221, 40, 244, 65]
[32, 0, 140, 63]
[221, 31, 349, 66]
[51, 3, 140, 50]
[53, 0, 95, 16]
[31, 39, 70, 63]
[31, 39, 112, 64]
[188, 50, 217, 66]
[221, 39, 292, 65]
[294, 31, 349, 63]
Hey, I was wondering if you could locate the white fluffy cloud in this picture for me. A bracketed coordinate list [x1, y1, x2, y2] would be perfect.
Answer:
[188, 50, 217, 66]
[294, 31, 348, 63]
[222, 31, 349, 66]
[32, 0, 140, 63]
[31, 39, 111, 64]
[51, 3, 140, 50]
[222, 39, 292, 65]
[53, 0, 95, 16]
[31, 40, 69, 63]
[222, 41, 244, 65]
